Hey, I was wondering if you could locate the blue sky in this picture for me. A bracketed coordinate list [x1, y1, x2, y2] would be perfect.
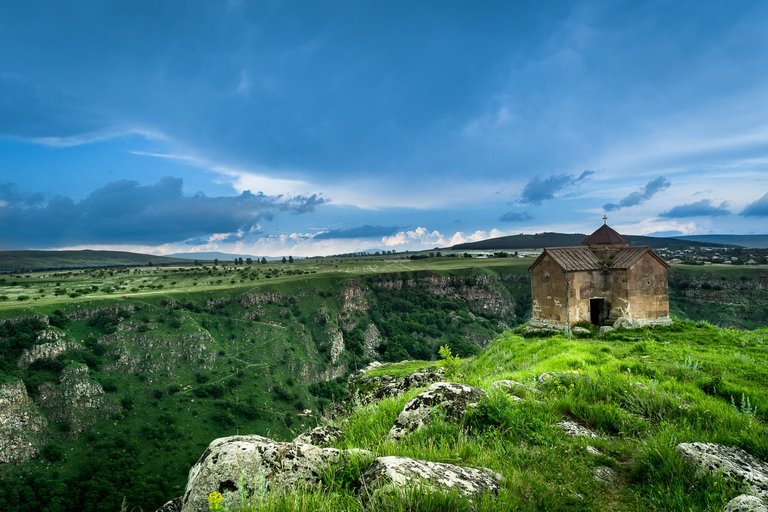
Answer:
[2, 1, 768, 256]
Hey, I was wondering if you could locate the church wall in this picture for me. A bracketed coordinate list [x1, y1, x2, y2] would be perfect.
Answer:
[530, 255, 569, 325]
[625, 255, 670, 320]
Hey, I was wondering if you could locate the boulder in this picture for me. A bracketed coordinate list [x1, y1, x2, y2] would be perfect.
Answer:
[572, 326, 591, 334]
[537, 371, 582, 386]
[599, 326, 615, 336]
[180, 435, 372, 512]
[491, 380, 540, 395]
[613, 317, 640, 330]
[346, 365, 445, 406]
[593, 465, 616, 485]
[154, 497, 182, 512]
[388, 382, 486, 440]
[557, 418, 599, 439]
[676, 443, 768, 499]
[293, 426, 343, 447]
[724, 495, 768, 512]
[359, 456, 504, 500]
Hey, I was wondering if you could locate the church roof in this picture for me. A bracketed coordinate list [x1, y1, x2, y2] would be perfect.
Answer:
[528, 247, 602, 272]
[581, 224, 629, 246]
[610, 246, 670, 269]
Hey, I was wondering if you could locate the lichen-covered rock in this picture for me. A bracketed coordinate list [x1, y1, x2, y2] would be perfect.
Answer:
[154, 496, 183, 512]
[0, 380, 48, 463]
[293, 426, 343, 447]
[491, 380, 539, 395]
[613, 317, 641, 330]
[724, 495, 768, 512]
[537, 370, 583, 386]
[359, 456, 504, 500]
[557, 418, 599, 439]
[180, 435, 372, 512]
[388, 382, 485, 440]
[676, 443, 768, 499]
[346, 364, 445, 406]
[593, 465, 616, 485]
[599, 326, 615, 336]
[36, 365, 119, 433]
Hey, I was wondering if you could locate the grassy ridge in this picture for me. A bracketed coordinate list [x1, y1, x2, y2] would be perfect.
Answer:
[0, 249, 195, 273]
[237, 321, 768, 511]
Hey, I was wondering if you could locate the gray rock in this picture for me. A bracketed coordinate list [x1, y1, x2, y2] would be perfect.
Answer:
[346, 366, 445, 407]
[388, 382, 486, 440]
[599, 326, 615, 336]
[572, 326, 591, 334]
[586, 446, 603, 456]
[359, 456, 504, 500]
[293, 426, 343, 447]
[491, 380, 539, 395]
[557, 418, 599, 439]
[676, 443, 768, 499]
[180, 435, 372, 512]
[0, 380, 48, 463]
[724, 495, 768, 512]
[613, 317, 641, 330]
[537, 371, 582, 386]
[155, 496, 182, 512]
[632, 381, 649, 390]
[593, 465, 616, 485]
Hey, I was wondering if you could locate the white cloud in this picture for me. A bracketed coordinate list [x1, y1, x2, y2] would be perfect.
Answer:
[381, 227, 447, 248]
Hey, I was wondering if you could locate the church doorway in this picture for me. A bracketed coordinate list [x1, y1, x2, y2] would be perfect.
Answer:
[590, 298, 605, 326]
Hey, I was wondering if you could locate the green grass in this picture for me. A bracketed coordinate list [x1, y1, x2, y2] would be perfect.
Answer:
[228, 321, 768, 512]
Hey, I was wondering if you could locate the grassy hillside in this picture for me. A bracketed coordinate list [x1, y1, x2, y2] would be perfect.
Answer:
[0, 250, 195, 273]
[230, 321, 768, 511]
[676, 234, 768, 249]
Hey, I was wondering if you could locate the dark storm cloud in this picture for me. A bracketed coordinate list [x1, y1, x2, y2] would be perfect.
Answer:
[313, 225, 402, 240]
[659, 199, 730, 218]
[519, 171, 594, 205]
[604, 176, 670, 211]
[0, 182, 44, 206]
[0, 177, 327, 248]
[741, 192, 768, 216]
[499, 211, 534, 222]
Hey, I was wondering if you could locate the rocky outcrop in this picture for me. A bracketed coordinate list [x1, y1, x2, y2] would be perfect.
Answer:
[155, 497, 183, 512]
[101, 331, 216, 375]
[359, 456, 504, 500]
[0, 314, 49, 326]
[593, 465, 616, 485]
[724, 495, 768, 512]
[37, 365, 120, 433]
[388, 382, 486, 440]
[239, 292, 285, 308]
[180, 435, 372, 512]
[341, 281, 368, 313]
[17, 340, 83, 369]
[363, 324, 384, 358]
[676, 443, 768, 499]
[328, 326, 344, 365]
[67, 306, 134, 321]
[346, 364, 445, 406]
[0, 380, 48, 464]
[293, 426, 343, 447]
[557, 418, 599, 439]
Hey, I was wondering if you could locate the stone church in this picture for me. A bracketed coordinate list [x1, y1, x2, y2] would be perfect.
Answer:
[527, 221, 671, 329]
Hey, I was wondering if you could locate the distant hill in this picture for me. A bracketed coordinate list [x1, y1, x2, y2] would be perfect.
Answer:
[0, 250, 195, 273]
[674, 234, 768, 249]
[450, 232, 735, 251]
[169, 251, 279, 262]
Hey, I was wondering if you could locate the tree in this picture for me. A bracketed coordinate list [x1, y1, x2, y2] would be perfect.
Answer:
[214, 259, 219, 266]
[288, 255, 294, 264]
[281, 257, 287, 264]
[246, 258, 253, 265]
[261, 257, 267, 264]
[238, 257, 244, 265]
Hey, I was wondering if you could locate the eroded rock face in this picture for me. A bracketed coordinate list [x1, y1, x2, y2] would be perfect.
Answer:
[363, 324, 384, 358]
[36, 365, 119, 433]
[388, 382, 486, 440]
[67, 306, 134, 321]
[17, 340, 83, 369]
[293, 426, 343, 447]
[346, 364, 445, 406]
[359, 456, 504, 500]
[180, 435, 371, 512]
[341, 281, 369, 313]
[724, 495, 768, 512]
[676, 443, 768, 499]
[0, 380, 48, 464]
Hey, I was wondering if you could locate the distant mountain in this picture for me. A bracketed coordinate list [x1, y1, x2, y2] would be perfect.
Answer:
[673, 234, 768, 249]
[450, 232, 735, 251]
[0, 250, 195, 273]
[169, 251, 278, 261]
